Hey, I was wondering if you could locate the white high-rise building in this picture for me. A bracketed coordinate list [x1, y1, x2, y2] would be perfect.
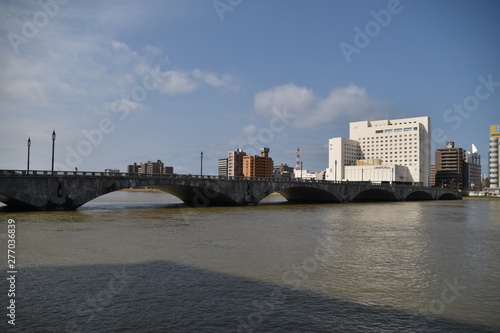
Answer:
[326, 116, 431, 186]
[489, 125, 500, 191]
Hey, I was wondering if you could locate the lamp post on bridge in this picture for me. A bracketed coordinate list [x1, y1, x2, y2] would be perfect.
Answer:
[335, 160, 337, 182]
[300, 161, 303, 179]
[27, 137, 31, 173]
[200, 151, 203, 176]
[51, 130, 56, 173]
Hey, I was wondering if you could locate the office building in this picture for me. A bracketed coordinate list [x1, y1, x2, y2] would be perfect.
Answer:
[325, 116, 431, 185]
[243, 147, 274, 178]
[434, 142, 465, 189]
[465, 144, 481, 191]
[490, 125, 500, 192]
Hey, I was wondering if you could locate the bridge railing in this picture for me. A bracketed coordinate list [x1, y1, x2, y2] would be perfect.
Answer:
[0, 170, 438, 189]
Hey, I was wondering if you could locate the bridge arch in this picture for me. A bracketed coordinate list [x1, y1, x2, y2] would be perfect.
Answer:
[405, 191, 434, 201]
[276, 186, 341, 204]
[438, 192, 460, 200]
[352, 189, 398, 202]
[149, 184, 239, 206]
[0, 195, 39, 211]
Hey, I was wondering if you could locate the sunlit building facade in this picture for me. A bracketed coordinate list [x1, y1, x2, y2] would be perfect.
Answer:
[326, 116, 431, 185]
[243, 147, 274, 178]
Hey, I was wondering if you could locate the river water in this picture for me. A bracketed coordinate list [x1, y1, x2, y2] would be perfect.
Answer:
[1, 192, 499, 332]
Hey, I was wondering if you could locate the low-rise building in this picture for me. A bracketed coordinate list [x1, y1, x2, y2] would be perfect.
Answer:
[127, 160, 173, 175]
[294, 169, 325, 180]
[104, 168, 120, 176]
[273, 163, 294, 179]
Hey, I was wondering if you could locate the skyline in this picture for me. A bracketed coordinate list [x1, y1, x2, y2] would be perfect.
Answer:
[1, 0, 499, 175]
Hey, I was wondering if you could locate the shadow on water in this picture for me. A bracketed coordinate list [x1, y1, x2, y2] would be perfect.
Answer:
[4, 261, 497, 333]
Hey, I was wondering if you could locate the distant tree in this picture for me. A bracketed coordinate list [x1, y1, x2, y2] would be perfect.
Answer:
[484, 177, 490, 188]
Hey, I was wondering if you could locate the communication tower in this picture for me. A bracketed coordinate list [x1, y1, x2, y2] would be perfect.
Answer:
[295, 147, 301, 171]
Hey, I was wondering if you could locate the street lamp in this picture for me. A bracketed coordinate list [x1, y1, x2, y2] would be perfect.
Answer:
[200, 151, 203, 176]
[335, 160, 337, 182]
[51, 130, 56, 173]
[301, 161, 303, 179]
[27, 137, 31, 173]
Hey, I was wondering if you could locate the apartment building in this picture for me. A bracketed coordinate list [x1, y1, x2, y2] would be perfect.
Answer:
[434, 142, 465, 189]
[218, 158, 228, 177]
[227, 149, 247, 177]
[243, 147, 274, 178]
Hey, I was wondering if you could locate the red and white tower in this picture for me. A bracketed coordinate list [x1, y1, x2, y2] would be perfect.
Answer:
[295, 147, 301, 171]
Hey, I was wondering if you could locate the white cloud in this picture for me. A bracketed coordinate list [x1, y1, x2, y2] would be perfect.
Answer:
[151, 68, 240, 96]
[254, 83, 316, 121]
[157, 71, 199, 95]
[111, 40, 130, 51]
[191, 68, 239, 92]
[254, 83, 392, 128]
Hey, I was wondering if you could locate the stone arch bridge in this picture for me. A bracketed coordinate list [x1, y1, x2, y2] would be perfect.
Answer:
[0, 170, 461, 211]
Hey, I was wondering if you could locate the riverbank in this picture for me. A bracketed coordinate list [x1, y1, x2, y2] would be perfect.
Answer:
[463, 196, 500, 200]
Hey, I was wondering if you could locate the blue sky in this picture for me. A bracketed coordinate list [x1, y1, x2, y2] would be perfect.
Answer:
[1, 0, 499, 175]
